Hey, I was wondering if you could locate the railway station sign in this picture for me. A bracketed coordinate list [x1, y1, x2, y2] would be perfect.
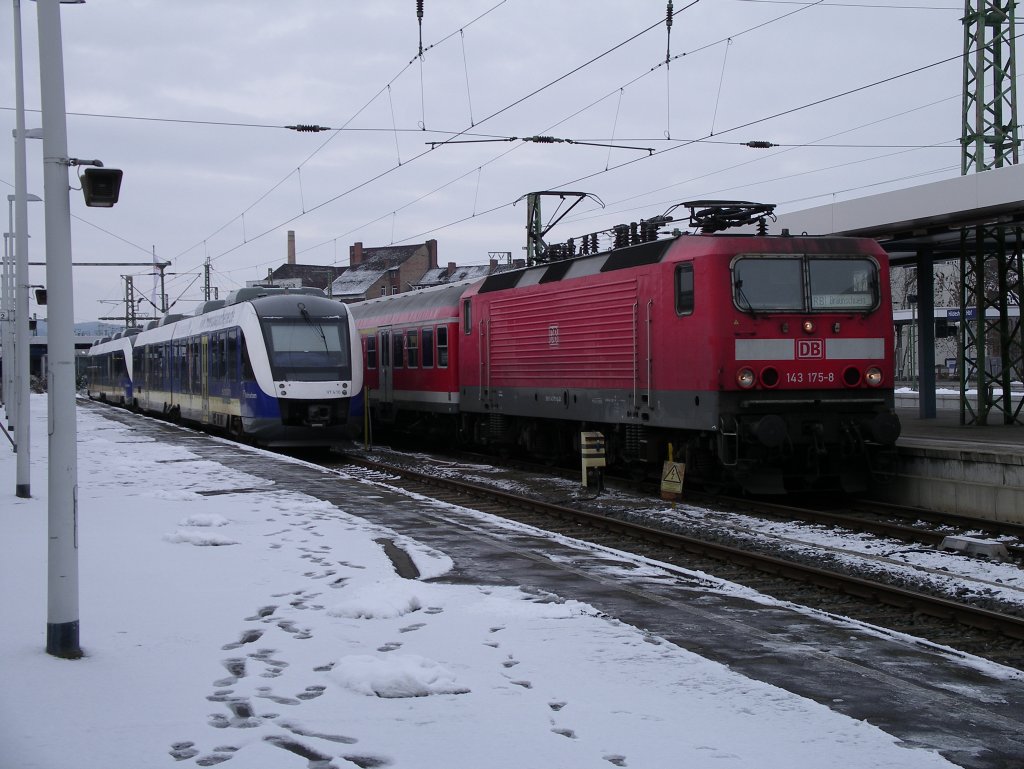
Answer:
[946, 308, 977, 321]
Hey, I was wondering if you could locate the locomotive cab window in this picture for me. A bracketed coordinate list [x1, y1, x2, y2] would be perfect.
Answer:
[675, 263, 694, 316]
[732, 255, 878, 313]
[463, 300, 472, 334]
[808, 258, 877, 310]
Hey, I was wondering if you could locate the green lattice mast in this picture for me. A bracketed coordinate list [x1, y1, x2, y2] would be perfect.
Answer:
[959, 0, 1023, 424]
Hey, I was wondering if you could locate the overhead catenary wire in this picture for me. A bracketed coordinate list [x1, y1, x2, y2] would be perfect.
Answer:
[338, 15, 965, 252]
[303, 6, 963, 260]
[43, 0, 965, 294]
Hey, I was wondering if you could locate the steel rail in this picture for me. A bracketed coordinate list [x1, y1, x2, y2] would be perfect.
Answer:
[338, 454, 1024, 641]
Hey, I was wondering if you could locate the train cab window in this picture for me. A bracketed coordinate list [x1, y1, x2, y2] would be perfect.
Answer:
[463, 300, 472, 334]
[732, 257, 803, 312]
[392, 332, 404, 369]
[366, 336, 377, 370]
[421, 327, 434, 368]
[675, 263, 694, 316]
[437, 326, 449, 368]
[406, 330, 419, 368]
[808, 258, 877, 310]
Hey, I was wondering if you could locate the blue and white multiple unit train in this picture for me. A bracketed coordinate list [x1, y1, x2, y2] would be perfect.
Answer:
[85, 287, 363, 447]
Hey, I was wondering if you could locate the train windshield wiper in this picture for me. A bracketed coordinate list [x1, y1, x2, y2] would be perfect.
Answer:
[299, 303, 329, 353]
[734, 279, 758, 317]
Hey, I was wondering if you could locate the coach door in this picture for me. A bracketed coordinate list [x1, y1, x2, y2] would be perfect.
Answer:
[200, 334, 211, 424]
[378, 328, 394, 410]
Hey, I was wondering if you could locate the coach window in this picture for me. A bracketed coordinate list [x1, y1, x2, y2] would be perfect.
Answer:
[675, 263, 694, 316]
[392, 332, 405, 369]
[192, 339, 202, 392]
[178, 340, 187, 387]
[227, 329, 239, 381]
[366, 336, 377, 370]
[406, 330, 419, 368]
[421, 327, 434, 368]
[463, 300, 472, 334]
[437, 326, 449, 368]
[241, 337, 255, 380]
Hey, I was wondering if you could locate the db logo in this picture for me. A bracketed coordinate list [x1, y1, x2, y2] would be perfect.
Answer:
[797, 339, 824, 359]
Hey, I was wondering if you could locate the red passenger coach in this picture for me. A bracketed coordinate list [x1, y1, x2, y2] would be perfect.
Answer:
[350, 202, 900, 494]
[350, 282, 465, 428]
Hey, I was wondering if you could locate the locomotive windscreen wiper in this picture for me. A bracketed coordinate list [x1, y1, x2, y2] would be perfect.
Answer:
[734, 279, 758, 317]
[299, 304, 329, 353]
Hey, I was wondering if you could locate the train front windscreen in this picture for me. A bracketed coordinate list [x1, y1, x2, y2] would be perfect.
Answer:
[263, 318, 353, 382]
[732, 256, 878, 313]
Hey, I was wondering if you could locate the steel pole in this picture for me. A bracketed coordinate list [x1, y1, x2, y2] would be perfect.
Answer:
[13, 0, 33, 497]
[2, 231, 12, 426]
[37, 0, 81, 658]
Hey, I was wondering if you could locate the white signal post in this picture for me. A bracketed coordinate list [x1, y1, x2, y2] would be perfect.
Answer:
[36, 0, 85, 659]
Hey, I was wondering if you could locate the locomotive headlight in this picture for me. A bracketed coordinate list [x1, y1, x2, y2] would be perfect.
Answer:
[736, 367, 756, 389]
[802, 319, 816, 334]
[865, 367, 883, 387]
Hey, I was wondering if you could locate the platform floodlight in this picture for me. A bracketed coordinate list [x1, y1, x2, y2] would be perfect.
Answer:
[81, 167, 123, 208]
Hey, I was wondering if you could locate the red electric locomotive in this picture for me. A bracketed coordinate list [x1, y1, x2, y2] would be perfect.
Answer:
[350, 202, 900, 493]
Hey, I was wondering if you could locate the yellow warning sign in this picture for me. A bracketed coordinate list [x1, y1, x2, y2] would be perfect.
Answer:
[660, 461, 685, 499]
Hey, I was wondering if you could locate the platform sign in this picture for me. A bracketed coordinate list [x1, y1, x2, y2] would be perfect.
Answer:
[660, 461, 685, 501]
[946, 308, 977, 321]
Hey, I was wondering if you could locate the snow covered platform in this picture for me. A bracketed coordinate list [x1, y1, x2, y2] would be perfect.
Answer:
[2, 396, 1024, 769]
[866, 407, 1024, 522]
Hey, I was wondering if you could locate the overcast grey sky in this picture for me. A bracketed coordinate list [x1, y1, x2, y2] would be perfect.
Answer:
[1, 0, 964, 322]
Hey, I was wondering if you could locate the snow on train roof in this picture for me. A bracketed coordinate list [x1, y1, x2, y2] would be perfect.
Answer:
[347, 279, 480, 322]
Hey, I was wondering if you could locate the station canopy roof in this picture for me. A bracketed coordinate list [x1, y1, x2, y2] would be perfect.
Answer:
[770, 163, 1024, 266]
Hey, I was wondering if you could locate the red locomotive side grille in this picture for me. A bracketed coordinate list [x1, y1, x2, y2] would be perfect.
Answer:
[489, 280, 638, 385]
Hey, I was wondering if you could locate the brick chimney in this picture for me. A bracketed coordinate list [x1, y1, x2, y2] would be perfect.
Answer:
[287, 230, 296, 265]
[350, 241, 363, 267]
[489, 258, 497, 272]
[427, 239, 438, 269]
[447, 261, 457, 278]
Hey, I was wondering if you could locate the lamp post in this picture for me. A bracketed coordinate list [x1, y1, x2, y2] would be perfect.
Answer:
[9, 192, 42, 498]
[35, 0, 85, 659]
[2, 232, 11, 423]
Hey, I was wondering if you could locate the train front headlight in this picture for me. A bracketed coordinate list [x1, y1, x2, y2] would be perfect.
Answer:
[865, 366, 883, 387]
[736, 367, 756, 389]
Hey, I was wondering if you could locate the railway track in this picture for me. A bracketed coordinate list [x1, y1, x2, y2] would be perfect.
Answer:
[328, 450, 1024, 669]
